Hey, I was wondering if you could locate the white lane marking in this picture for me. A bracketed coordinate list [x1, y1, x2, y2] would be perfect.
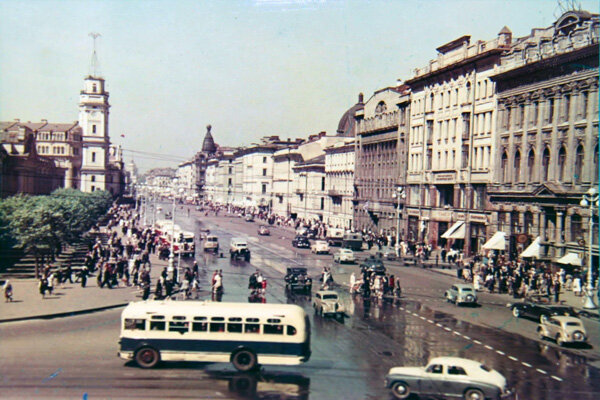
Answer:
[484, 345, 494, 350]
[436, 323, 443, 328]
[508, 356, 518, 361]
[463, 335, 471, 340]
[427, 319, 434, 324]
[536, 368, 548, 375]
[419, 316, 426, 320]
[551, 375, 563, 382]
[444, 327, 452, 332]
[496, 350, 505, 355]
[453, 331, 461, 336]
[473, 340, 482, 345]
[522, 362, 532, 368]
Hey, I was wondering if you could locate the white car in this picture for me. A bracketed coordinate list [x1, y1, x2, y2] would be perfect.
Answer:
[204, 235, 219, 253]
[537, 315, 588, 346]
[311, 240, 330, 254]
[385, 357, 511, 400]
[313, 290, 345, 319]
[333, 249, 355, 263]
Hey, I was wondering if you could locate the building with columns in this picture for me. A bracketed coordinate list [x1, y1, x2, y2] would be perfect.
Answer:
[404, 29, 510, 254]
[354, 85, 410, 236]
[488, 10, 599, 263]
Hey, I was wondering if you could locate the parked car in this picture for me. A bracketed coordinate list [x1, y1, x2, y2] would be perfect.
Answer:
[311, 240, 330, 254]
[510, 302, 578, 323]
[537, 315, 588, 346]
[445, 283, 478, 306]
[360, 256, 386, 275]
[292, 235, 310, 249]
[204, 235, 219, 253]
[376, 246, 397, 261]
[284, 267, 312, 293]
[230, 238, 251, 261]
[313, 290, 345, 319]
[333, 249, 355, 264]
[258, 225, 270, 236]
[385, 357, 511, 400]
[244, 214, 254, 222]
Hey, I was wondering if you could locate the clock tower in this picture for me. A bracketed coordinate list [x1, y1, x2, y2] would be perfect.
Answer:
[79, 34, 110, 193]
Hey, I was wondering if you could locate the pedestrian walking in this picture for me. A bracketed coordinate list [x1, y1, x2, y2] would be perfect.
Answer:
[47, 273, 54, 295]
[3, 280, 13, 302]
[80, 265, 88, 287]
[65, 262, 73, 283]
[573, 276, 582, 296]
[39, 277, 48, 298]
[553, 278, 561, 303]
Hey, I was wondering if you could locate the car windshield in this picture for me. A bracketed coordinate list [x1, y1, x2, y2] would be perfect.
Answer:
[461, 288, 473, 292]
[566, 322, 582, 327]
[322, 294, 338, 300]
[208, 238, 217, 242]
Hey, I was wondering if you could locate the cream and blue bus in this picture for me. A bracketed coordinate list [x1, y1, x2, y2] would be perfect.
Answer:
[118, 301, 311, 371]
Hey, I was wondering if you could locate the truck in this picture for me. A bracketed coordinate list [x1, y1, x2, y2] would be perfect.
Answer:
[326, 228, 344, 247]
[342, 233, 363, 251]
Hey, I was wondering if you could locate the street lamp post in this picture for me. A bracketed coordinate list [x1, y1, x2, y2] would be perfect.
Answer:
[168, 179, 179, 282]
[580, 188, 598, 310]
[394, 186, 406, 256]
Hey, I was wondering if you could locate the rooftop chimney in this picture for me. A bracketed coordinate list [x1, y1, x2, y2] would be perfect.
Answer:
[358, 93, 364, 104]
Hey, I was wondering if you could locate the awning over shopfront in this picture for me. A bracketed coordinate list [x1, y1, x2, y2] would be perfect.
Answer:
[520, 236, 541, 258]
[441, 221, 466, 239]
[482, 231, 506, 250]
[556, 252, 583, 266]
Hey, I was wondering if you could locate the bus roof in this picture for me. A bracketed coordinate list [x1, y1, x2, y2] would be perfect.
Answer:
[122, 301, 306, 320]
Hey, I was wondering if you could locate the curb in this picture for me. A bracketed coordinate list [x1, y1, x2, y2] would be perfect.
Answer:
[0, 302, 129, 324]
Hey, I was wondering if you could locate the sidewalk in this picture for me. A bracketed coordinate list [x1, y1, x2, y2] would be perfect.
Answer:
[0, 227, 170, 324]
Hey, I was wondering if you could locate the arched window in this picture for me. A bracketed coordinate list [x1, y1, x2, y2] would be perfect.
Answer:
[570, 214, 583, 242]
[574, 145, 584, 183]
[542, 147, 550, 181]
[376, 101, 387, 114]
[501, 152, 508, 183]
[558, 146, 567, 182]
[514, 150, 521, 182]
[527, 149, 535, 182]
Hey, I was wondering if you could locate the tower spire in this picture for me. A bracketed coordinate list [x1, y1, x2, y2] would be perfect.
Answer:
[88, 32, 101, 77]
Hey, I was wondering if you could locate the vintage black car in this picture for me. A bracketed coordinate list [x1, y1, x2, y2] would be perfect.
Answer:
[284, 267, 312, 293]
[510, 302, 578, 323]
[360, 256, 386, 275]
[292, 235, 311, 248]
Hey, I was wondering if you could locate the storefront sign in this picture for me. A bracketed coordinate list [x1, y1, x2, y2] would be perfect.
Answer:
[469, 213, 488, 223]
[434, 173, 455, 182]
[431, 210, 452, 220]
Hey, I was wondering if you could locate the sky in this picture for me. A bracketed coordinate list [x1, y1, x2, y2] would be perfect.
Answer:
[1, 0, 598, 172]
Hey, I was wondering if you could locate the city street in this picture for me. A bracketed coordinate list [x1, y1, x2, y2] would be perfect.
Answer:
[1, 207, 598, 400]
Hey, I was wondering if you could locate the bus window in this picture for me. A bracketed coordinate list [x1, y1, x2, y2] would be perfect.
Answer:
[124, 319, 146, 330]
[210, 322, 225, 332]
[246, 318, 259, 323]
[244, 323, 260, 333]
[227, 323, 243, 333]
[192, 322, 208, 332]
[264, 324, 284, 335]
[287, 326, 297, 336]
[150, 321, 165, 331]
[169, 321, 189, 334]
[267, 318, 281, 323]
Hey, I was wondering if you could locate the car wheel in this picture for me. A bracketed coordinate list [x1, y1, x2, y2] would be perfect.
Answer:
[390, 381, 411, 399]
[512, 307, 521, 318]
[231, 349, 258, 372]
[540, 314, 548, 324]
[135, 347, 160, 369]
[464, 388, 485, 400]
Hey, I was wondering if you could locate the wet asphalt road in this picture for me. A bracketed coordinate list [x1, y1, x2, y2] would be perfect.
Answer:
[0, 207, 598, 400]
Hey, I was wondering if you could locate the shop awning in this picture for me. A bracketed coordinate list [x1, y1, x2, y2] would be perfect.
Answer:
[520, 236, 541, 258]
[556, 252, 583, 266]
[482, 231, 506, 250]
[441, 221, 466, 239]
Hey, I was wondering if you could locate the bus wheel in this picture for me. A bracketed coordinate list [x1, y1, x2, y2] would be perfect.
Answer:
[232, 349, 257, 372]
[135, 347, 160, 369]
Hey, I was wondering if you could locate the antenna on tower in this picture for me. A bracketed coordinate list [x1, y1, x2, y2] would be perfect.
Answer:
[88, 32, 101, 77]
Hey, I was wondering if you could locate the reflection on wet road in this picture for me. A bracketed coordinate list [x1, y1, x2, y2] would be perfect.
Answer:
[193, 216, 600, 400]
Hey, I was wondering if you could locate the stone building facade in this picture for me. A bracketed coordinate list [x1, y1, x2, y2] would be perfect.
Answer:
[324, 138, 355, 230]
[488, 10, 599, 262]
[404, 30, 510, 254]
[354, 86, 409, 235]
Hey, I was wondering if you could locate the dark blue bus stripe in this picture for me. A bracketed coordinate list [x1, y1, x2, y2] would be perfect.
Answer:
[121, 337, 310, 357]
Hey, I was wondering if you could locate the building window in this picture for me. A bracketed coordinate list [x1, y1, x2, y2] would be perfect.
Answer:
[228, 167, 232, 174]
[580, 91, 589, 118]
[92, 152, 96, 163]
[542, 148, 550, 181]
[465, 82, 471, 102]
[321, 177, 325, 191]
[531, 101, 539, 125]
[524, 211, 534, 235]
[461, 146, 469, 169]
[92, 124, 97, 134]
[263, 156, 267, 163]
[228, 178, 232, 186]
[320, 197, 324, 210]
[527, 149, 535, 182]
[571, 214, 583, 242]
[92, 84, 97, 93]
[514, 150, 521, 182]
[574, 145, 584, 183]
[91, 176, 96, 182]
[518, 104, 525, 129]
[558, 146, 567, 182]
[501, 152, 508, 183]
[562, 94, 571, 122]
[261, 184, 267, 194]
[262, 168, 267, 176]
[547, 98, 554, 124]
